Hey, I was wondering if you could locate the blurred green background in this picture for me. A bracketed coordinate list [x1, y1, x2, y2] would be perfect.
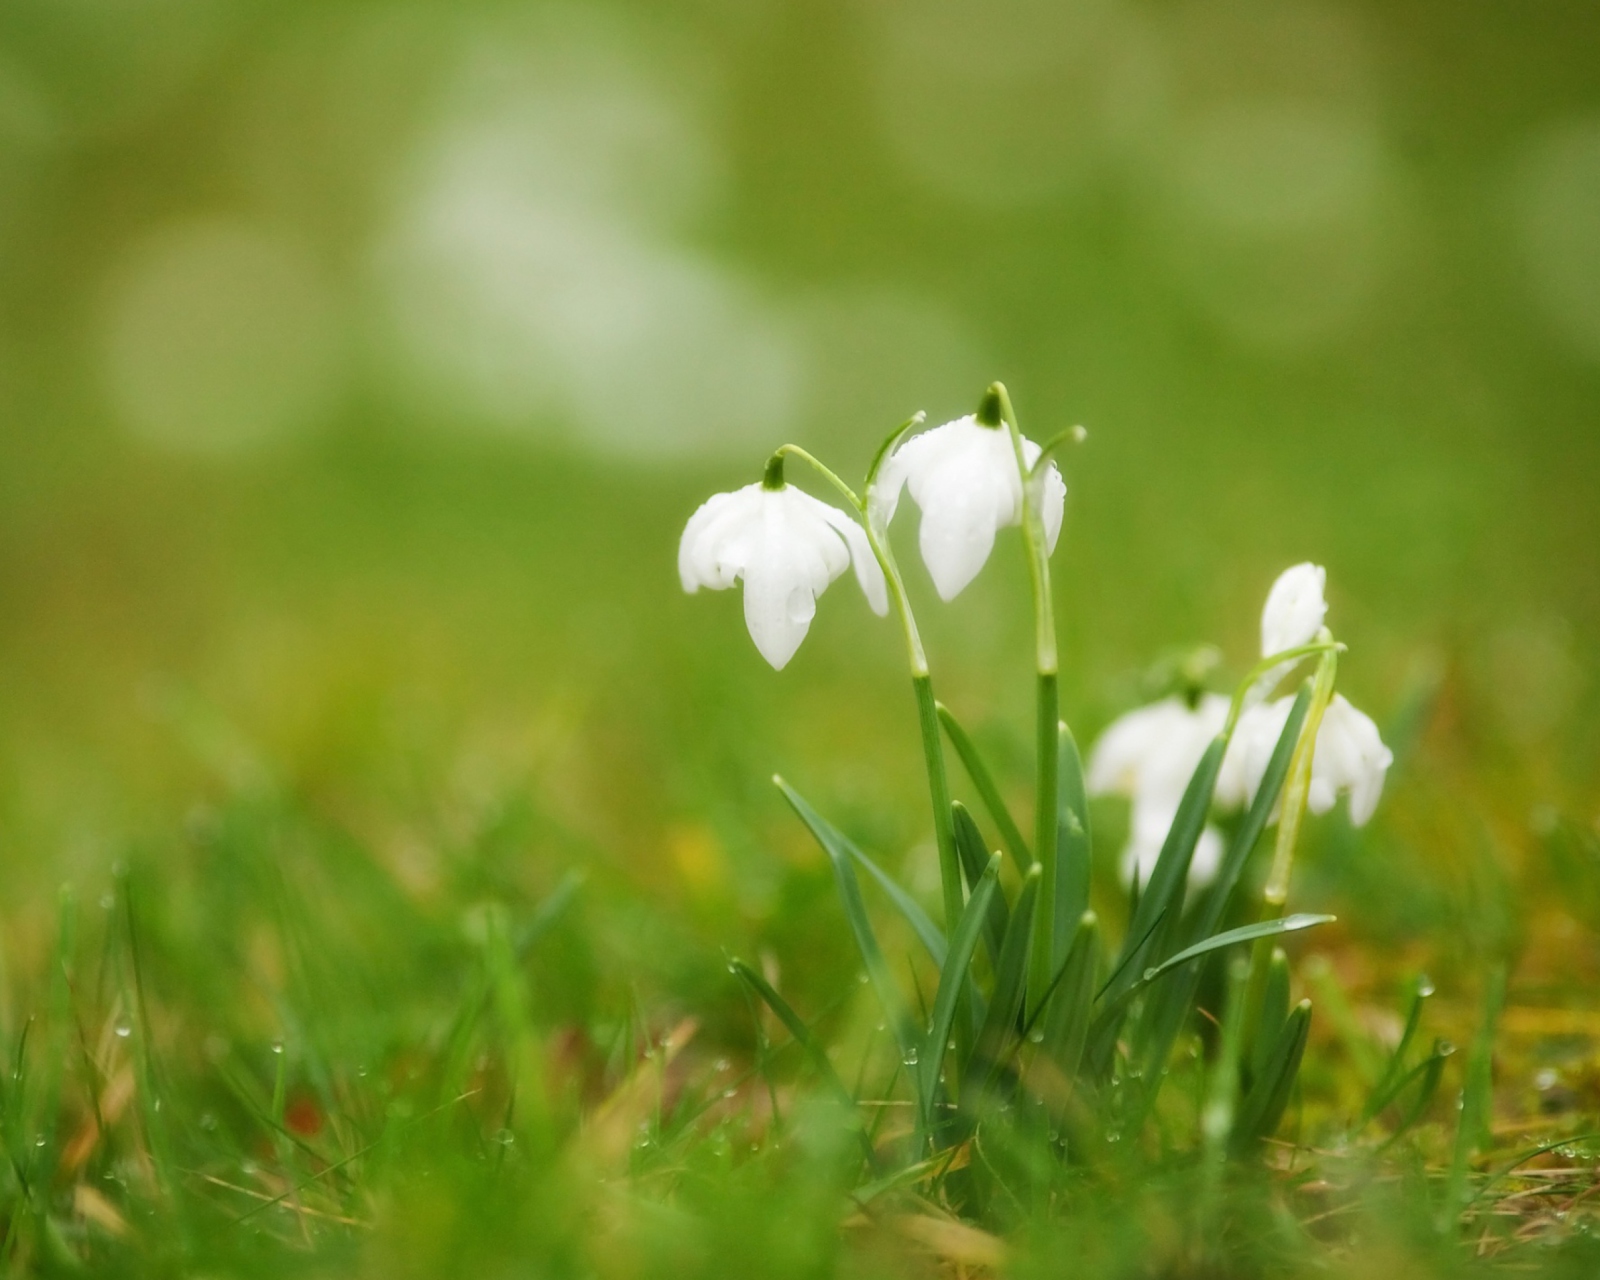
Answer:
[0, 0, 1596, 1013]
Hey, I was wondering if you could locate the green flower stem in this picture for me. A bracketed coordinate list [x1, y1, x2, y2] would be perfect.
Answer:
[775, 443, 959, 936]
[988, 384, 1062, 1011]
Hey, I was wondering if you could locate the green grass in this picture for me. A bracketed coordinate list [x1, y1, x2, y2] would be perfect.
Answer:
[0, 0, 1597, 1269]
[0, 446, 1595, 1277]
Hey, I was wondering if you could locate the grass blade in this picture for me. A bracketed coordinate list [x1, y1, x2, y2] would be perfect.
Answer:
[1250, 947, 1292, 1084]
[1040, 911, 1100, 1083]
[1107, 736, 1227, 1003]
[968, 865, 1041, 1099]
[918, 851, 1002, 1145]
[729, 959, 878, 1168]
[1443, 962, 1506, 1227]
[953, 803, 1009, 966]
[847, 843, 947, 968]
[1188, 684, 1313, 946]
[938, 703, 1032, 868]
[1054, 722, 1092, 963]
[1138, 915, 1336, 991]
[1362, 974, 1435, 1123]
[1230, 999, 1311, 1155]
[776, 777, 917, 1063]
[1375, 1038, 1455, 1149]
[729, 960, 854, 1107]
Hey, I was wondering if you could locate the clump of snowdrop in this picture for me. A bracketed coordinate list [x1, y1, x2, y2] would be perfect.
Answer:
[682, 383, 1398, 1173]
[1089, 563, 1393, 885]
[678, 457, 886, 670]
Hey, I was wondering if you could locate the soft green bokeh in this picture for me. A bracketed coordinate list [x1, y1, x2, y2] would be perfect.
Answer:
[0, 0, 1596, 1271]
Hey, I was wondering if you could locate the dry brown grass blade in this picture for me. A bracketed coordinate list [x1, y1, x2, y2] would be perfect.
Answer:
[889, 1213, 1007, 1269]
[582, 1018, 699, 1171]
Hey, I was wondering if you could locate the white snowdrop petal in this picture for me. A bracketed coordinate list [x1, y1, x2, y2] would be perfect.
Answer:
[820, 504, 889, 616]
[678, 488, 741, 592]
[917, 474, 1004, 600]
[679, 479, 887, 668]
[1039, 463, 1067, 554]
[1261, 562, 1328, 657]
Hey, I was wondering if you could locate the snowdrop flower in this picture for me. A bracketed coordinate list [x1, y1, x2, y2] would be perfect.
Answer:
[1221, 695, 1392, 826]
[1306, 694, 1393, 825]
[679, 476, 887, 670]
[1086, 694, 1230, 888]
[870, 414, 1066, 601]
[1261, 562, 1327, 657]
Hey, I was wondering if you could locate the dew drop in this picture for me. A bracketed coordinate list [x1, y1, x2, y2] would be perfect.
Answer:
[1027, 1029, 1044, 1044]
[271, 1041, 285, 1055]
[902, 1047, 919, 1067]
[714, 1058, 730, 1072]
[99, 893, 115, 911]
[114, 1021, 133, 1039]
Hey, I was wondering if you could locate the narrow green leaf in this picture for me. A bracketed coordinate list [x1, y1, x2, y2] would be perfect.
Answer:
[1187, 684, 1313, 946]
[1230, 999, 1311, 1154]
[1084, 912, 1329, 1084]
[938, 703, 1032, 867]
[1250, 947, 1292, 1084]
[1363, 974, 1435, 1123]
[1203, 958, 1251, 1166]
[1138, 915, 1336, 990]
[1041, 911, 1100, 1083]
[968, 866, 1040, 1099]
[1444, 963, 1506, 1224]
[729, 960, 854, 1107]
[514, 868, 585, 958]
[1054, 722, 1092, 961]
[1108, 736, 1226, 1002]
[776, 777, 917, 1061]
[846, 843, 946, 968]
[918, 851, 1002, 1143]
[952, 803, 1009, 965]
[1375, 1038, 1455, 1149]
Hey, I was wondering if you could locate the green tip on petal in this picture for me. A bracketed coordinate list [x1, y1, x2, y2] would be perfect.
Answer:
[762, 452, 786, 490]
[976, 387, 1004, 428]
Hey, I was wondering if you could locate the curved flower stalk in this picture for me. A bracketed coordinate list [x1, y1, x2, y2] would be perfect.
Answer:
[873, 387, 1080, 1014]
[870, 413, 1066, 602]
[678, 434, 966, 938]
[1088, 563, 1392, 887]
[678, 461, 887, 670]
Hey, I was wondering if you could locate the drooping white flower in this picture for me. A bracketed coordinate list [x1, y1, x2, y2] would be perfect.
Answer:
[1261, 562, 1327, 657]
[1087, 563, 1393, 888]
[679, 481, 887, 670]
[869, 415, 1066, 601]
[1305, 694, 1392, 825]
[1219, 694, 1392, 826]
[1086, 694, 1230, 887]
